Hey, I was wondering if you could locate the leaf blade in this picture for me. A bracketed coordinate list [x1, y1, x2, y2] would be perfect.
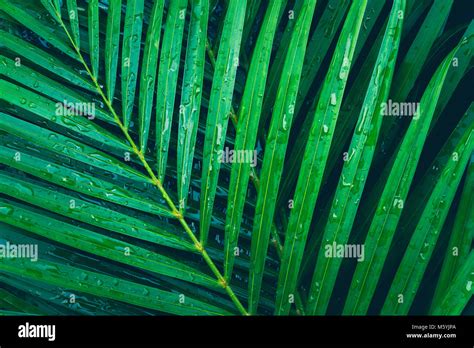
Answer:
[200, 0, 248, 246]
[0, 258, 230, 315]
[381, 103, 474, 315]
[105, 0, 122, 101]
[177, 0, 209, 212]
[88, 0, 100, 79]
[121, 0, 144, 129]
[155, 0, 187, 180]
[138, 0, 165, 152]
[223, 0, 284, 281]
[0, 198, 217, 290]
[0, 146, 173, 218]
[247, 0, 317, 314]
[277, 0, 380, 316]
[431, 148, 474, 311]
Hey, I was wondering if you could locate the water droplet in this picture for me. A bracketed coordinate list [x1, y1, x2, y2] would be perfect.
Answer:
[282, 114, 288, 130]
[216, 124, 223, 144]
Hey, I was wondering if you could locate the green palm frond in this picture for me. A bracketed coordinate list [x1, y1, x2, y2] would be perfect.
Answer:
[0, 0, 472, 316]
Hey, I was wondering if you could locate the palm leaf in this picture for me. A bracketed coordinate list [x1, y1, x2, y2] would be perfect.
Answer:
[381, 101, 474, 314]
[0, 30, 95, 92]
[345, 102, 474, 315]
[104, 0, 122, 101]
[0, 0, 471, 317]
[88, 0, 100, 79]
[431, 149, 474, 311]
[431, 251, 474, 315]
[344, 42, 471, 315]
[0, 172, 193, 252]
[0, 258, 231, 315]
[200, 0, 247, 246]
[0, 197, 218, 289]
[177, 0, 209, 213]
[155, 0, 187, 181]
[223, 0, 283, 282]
[121, 0, 144, 129]
[274, 0, 377, 316]
[0, 1, 76, 58]
[138, 0, 164, 152]
[306, 0, 402, 315]
[66, 0, 80, 48]
[248, 0, 318, 315]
